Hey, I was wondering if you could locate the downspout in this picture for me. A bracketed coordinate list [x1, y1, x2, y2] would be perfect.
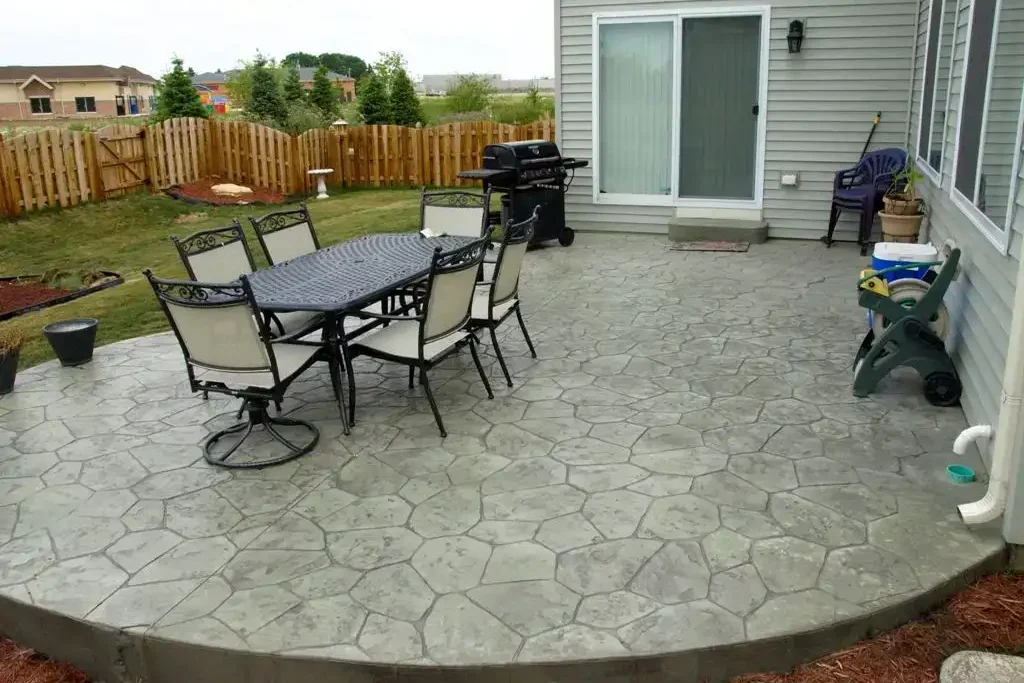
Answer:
[903, 0, 924, 148]
[958, 247, 1024, 525]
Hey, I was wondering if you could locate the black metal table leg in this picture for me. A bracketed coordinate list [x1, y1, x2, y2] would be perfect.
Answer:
[324, 313, 351, 436]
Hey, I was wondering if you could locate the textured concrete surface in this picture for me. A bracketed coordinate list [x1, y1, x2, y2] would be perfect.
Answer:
[0, 236, 1004, 667]
[941, 651, 1024, 683]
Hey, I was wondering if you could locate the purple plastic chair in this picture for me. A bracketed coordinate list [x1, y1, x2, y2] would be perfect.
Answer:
[822, 147, 907, 256]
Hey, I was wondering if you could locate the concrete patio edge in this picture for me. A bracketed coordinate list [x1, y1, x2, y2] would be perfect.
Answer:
[0, 546, 1007, 683]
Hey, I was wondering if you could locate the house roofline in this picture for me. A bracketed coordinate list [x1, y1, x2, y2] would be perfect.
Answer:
[18, 75, 53, 90]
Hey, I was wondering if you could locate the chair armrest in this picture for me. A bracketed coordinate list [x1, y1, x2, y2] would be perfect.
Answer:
[358, 311, 424, 322]
[834, 165, 860, 190]
[874, 171, 897, 193]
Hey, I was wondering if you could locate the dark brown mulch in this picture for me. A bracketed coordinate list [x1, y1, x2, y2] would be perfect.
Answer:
[733, 573, 1024, 683]
[0, 639, 89, 683]
[0, 280, 71, 317]
[166, 178, 287, 206]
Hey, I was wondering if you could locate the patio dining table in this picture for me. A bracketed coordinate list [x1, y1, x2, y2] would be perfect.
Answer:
[246, 232, 474, 435]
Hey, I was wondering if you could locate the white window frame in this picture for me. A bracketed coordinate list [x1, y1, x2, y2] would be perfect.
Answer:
[74, 96, 97, 113]
[29, 96, 51, 115]
[915, 0, 955, 183]
[949, 0, 1019, 255]
[591, 5, 770, 210]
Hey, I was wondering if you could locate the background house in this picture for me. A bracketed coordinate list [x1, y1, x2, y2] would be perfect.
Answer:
[192, 68, 356, 109]
[0, 65, 156, 120]
[554, 0, 1024, 541]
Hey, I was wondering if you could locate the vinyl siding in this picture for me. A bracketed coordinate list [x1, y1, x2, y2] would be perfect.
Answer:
[908, 0, 1024, 437]
[557, 0, 919, 238]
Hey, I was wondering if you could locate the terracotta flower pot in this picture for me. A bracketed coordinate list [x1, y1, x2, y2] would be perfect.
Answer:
[879, 211, 924, 244]
[884, 195, 923, 216]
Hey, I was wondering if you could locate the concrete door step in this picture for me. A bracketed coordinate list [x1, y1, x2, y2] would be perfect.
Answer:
[668, 217, 768, 244]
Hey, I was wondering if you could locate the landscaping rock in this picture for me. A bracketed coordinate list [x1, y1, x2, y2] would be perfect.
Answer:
[940, 651, 1024, 683]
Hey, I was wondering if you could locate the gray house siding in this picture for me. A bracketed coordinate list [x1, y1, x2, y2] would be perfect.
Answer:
[907, 0, 1024, 436]
[557, 0, 919, 239]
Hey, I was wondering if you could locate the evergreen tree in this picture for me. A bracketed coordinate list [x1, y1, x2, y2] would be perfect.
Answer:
[389, 67, 421, 126]
[309, 64, 338, 118]
[153, 57, 208, 122]
[283, 65, 305, 103]
[358, 71, 390, 124]
[247, 55, 287, 125]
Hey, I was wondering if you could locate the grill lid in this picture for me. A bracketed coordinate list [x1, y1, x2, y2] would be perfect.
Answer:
[483, 140, 563, 169]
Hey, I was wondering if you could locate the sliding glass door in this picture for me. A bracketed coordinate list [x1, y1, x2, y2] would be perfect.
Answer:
[598, 20, 674, 196]
[678, 16, 760, 199]
[595, 10, 766, 206]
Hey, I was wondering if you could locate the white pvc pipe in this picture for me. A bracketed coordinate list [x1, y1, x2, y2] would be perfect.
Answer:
[958, 246, 1024, 526]
[953, 425, 993, 456]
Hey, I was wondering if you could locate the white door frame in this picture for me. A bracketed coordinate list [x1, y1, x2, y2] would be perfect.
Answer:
[591, 4, 770, 210]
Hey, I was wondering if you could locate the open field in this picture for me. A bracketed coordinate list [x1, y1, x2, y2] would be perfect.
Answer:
[419, 93, 555, 125]
[0, 116, 151, 136]
[0, 187, 424, 366]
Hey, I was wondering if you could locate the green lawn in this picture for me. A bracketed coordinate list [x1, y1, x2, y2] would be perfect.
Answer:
[1, 187, 425, 368]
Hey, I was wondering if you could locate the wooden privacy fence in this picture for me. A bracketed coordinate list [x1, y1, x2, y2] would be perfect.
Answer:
[0, 118, 556, 218]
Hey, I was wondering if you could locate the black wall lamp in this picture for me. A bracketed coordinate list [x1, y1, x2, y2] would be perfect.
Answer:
[787, 20, 805, 53]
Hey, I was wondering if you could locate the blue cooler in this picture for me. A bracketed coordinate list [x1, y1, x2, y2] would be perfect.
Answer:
[871, 243, 938, 282]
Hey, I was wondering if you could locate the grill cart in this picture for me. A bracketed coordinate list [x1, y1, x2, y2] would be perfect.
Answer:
[459, 140, 588, 246]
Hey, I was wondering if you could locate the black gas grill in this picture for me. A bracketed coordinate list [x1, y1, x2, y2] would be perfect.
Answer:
[459, 140, 588, 246]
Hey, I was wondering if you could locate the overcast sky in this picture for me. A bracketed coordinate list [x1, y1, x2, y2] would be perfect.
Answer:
[0, 0, 555, 80]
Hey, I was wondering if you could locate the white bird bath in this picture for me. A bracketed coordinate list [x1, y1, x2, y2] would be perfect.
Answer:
[308, 169, 333, 200]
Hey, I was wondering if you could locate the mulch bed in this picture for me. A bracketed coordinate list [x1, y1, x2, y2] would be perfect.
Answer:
[0, 280, 71, 318]
[0, 574, 1020, 683]
[0, 639, 89, 683]
[166, 178, 287, 205]
[734, 573, 1024, 683]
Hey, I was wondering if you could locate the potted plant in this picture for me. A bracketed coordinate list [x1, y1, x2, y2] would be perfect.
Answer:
[42, 318, 98, 367]
[0, 326, 24, 395]
[879, 163, 925, 243]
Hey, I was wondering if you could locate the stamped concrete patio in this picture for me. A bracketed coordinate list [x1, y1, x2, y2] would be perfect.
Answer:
[0, 236, 1005, 681]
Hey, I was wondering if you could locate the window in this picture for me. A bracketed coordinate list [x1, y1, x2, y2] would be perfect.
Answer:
[149, 95, 157, 110]
[29, 97, 51, 114]
[598, 20, 675, 196]
[594, 9, 768, 206]
[74, 96, 96, 113]
[917, 0, 956, 175]
[952, 0, 1022, 252]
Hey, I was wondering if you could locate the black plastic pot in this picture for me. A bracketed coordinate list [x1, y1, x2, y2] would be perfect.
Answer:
[0, 349, 18, 395]
[43, 318, 98, 367]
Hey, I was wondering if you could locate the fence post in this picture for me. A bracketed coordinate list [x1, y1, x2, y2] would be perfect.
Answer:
[84, 132, 106, 201]
[0, 134, 19, 218]
[142, 126, 159, 194]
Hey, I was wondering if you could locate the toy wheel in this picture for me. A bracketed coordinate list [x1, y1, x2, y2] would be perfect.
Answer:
[558, 228, 575, 247]
[924, 372, 961, 407]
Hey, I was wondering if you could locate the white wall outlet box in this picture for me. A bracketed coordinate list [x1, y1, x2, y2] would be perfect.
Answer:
[781, 173, 799, 187]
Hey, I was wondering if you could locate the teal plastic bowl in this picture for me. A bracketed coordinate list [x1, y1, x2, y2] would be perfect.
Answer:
[946, 464, 976, 484]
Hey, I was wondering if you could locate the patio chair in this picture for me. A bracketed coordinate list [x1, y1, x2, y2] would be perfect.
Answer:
[145, 270, 347, 468]
[420, 188, 499, 276]
[823, 147, 907, 256]
[469, 208, 539, 387]
[248, 203, 320, 266]
[345, 237, 494, 437]
[420, 188, 492, 239]
[171, 222, 324, 339]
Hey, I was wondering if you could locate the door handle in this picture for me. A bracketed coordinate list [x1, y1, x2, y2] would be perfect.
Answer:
[752, 104, 760, 116]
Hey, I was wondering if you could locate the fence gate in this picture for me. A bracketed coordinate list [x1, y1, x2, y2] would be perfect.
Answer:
[95, 124, 147, 197]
